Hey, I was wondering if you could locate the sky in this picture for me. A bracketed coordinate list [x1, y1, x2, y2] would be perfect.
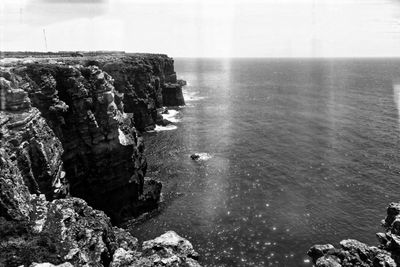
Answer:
[1, 0, 400, 57]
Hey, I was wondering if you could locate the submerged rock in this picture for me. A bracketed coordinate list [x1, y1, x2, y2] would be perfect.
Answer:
[308, 244, 335, 261]
[190, 154, 200, 160]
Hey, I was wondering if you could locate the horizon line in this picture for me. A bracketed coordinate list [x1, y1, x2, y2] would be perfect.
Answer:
[2, 51, 400, 60]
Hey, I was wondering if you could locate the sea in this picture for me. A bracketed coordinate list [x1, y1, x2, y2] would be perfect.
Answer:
[129, 58, 400, 266]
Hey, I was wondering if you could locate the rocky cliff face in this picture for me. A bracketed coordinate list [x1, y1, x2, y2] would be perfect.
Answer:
[0, 53, 198, 267]
[1, 53, 184, 223]
[308, 203, 400, 267]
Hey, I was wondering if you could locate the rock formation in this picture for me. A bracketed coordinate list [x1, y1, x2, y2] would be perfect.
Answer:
[0, 53, 185, 223]
[0, 52, 198, 267]
[308, 203, 400, 267]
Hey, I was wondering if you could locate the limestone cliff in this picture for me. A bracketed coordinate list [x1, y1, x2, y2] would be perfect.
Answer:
[1, 53, 185, 223]
[0, 52, 198, 267]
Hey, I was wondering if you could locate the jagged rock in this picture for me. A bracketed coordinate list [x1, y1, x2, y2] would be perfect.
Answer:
[391, 219, 400, 235]
[339, 239, 378, 261]
[177, 79, 187, 86]
[137, 178, 162, 214]
[109, 231, 202, 267]
[316, 255, 342, 267]
[308, 203, 400, 267]
[0, 75, 31, 111]
[376, 232, 390, 247]
[308, 244, 335, 262]
[0, 106, 67, 214]
[113, 227, 139, 251]
[139, 231, 200, 267]
[142, 231, 199, 260]
[30, 262, 74, 267]
[0, 196, 117, 266]
[110, 248, 136, 267]
[372, 252, 397, 267]
[0, 146, 32, 221]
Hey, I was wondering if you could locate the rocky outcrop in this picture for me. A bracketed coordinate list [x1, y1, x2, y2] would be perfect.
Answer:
[93, 55, 184, 131]
[0, 52, 197, 266]
[308, 203, 400, 267]
[110, 231, 200, 267]
[162, 83, 185, 107]
[0, 196, 200, 267]
[0, 79, 67, 219]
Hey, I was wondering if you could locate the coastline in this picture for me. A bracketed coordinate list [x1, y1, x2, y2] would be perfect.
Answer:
[2, 52, 400, 267]
[0, 51, 200, 266]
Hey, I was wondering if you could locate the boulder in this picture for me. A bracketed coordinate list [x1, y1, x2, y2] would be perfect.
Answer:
[308, 244, 335, 262]
[30, 263, 74, 267]
[141, 231, 200, 266]
[308, 203, 400, 267]
[315, 255, 342, 267]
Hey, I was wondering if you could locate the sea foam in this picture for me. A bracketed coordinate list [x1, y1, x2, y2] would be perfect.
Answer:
[161, 109, 180, 123]
[193, 153, 212, 161]
[183, 90, 205, 102]
[154, 125, 178, 132]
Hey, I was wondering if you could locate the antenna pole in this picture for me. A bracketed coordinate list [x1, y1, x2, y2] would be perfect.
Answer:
[43, 29, 48, 52]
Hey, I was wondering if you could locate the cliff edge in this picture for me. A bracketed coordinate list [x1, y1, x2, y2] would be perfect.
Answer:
[0, 52, 198, 267]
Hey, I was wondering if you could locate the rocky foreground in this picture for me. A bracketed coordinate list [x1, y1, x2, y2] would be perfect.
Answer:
[308, 203, 400, 267]
[0, 52, 199, 266]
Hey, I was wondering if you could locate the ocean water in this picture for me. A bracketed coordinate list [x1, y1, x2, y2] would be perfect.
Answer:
[129, 58, 400, 266]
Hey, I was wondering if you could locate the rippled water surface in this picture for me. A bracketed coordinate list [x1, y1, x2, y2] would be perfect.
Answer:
[129, 58, 400, 266]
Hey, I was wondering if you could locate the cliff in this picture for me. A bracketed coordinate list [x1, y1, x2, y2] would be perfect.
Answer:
[0, 53, 185, 222]
[0, 53, 198, 266]
[308, 203, 400, 267]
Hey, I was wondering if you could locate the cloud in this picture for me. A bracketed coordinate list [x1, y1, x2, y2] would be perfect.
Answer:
[1, 0, 109, 27]
[2, 0, 400, 56]
[37, 0, 108, 3]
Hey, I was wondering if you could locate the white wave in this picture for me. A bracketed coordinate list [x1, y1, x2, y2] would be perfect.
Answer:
[161, 109, 180, 123]
[183, 90, 205, 102]
[154, 124, 178, 132]
[192, 153, 212, 161]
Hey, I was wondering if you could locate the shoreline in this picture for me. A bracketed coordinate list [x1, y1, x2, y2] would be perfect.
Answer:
[2, 52, 400, 266]
[0, 51, 201, 266]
